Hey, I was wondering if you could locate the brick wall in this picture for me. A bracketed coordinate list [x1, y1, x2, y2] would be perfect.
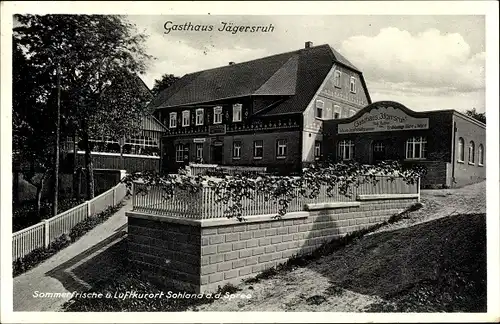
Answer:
[126, 195, 418, 293]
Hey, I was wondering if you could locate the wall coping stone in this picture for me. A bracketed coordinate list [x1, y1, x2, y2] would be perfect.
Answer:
[126, 211, 309, 227]
[356, 193, 419, 201]
[304, 201, 361, 211]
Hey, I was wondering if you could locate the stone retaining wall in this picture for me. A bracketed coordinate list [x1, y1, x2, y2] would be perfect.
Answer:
[126, 194, 418, 293]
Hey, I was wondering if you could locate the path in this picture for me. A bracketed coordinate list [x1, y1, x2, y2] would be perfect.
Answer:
[13, 199, 132, 312]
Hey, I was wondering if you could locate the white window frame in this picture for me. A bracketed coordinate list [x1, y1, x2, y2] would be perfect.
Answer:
[334, 70, 342, 88]
[468, 141, 475, 164]
[478, 144, 484, 166]
[350, 77, 357, 93]
[253, 140, 263, 159]
[315, 100, 324, 119]
[195, 108, 204, 126]
[405, 136, 427, 160]
[233, 141, 241, 159]
[195, 143, 203, 161]
[169, 112, 177, 128]
[232, 104, 242, 122]
[338, 140, 354, 161]
[458, 137, 465, 162]
[213, 106, 223, 124]
[334, 105, 341, 119]
[175, 144, 184, 162]
[314, 141, 322, 160]
[276, 139, 287, 159]
[182, 110, 190, 127]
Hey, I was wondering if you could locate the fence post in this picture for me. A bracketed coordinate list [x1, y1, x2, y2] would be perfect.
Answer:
[417, 177, 421, 203]
[43, 219, 50, 249]
[113, 186, 116, 206]
[87, 200, 92, 217]
[132, 182, 135, 209]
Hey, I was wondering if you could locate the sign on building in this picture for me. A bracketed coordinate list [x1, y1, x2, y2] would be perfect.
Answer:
[338, 106, 429, 134]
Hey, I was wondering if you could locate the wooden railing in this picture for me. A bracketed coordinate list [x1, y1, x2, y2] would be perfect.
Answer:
[12, 182, 128, 262]
[132, 175, 419, 219]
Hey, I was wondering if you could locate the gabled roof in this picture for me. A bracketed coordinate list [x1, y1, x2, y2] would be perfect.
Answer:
[150, 44, 368, 116]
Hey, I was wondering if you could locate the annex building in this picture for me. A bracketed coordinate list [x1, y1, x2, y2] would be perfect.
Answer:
[323, 101, 486, 188]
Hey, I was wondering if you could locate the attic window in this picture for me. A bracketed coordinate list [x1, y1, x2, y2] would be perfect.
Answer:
[334, 70, 341, 88]
[315, 100, 324, 119]
[350, 77, 357, 93]
[232, 104, 242, 122]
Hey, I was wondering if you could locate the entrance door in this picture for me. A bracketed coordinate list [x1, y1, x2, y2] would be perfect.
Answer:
[212, 145, 223, 164]
[372, 140, 386, 163]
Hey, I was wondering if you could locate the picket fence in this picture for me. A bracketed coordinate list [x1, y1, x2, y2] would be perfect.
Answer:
[12, 182, 128, 262]
[132, 175, 419, 219]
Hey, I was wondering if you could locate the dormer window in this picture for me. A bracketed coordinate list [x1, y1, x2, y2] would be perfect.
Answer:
[182, 110, 190, 127]
[315, 100, 324, 119]
[213, 106, 223, 124]
[334, 70, 341, 88]
[350, 77, 357, 93]
[195, 108, 204, 125]
[232, 103, 242, 122]
[169, 112, 177, 128]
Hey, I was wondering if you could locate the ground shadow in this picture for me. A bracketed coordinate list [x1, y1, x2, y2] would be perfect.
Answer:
[294, 212, 486, 312]
[44, 229, 128, 293]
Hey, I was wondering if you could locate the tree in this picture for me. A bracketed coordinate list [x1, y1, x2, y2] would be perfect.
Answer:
[12, 42, 57, 218]
[14, 14, 153, 199]
[466, 108, 486, 124]
[151, 73, 180, 96]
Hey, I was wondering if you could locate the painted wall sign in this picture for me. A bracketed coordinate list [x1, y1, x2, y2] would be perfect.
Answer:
[193, 138, 206, 143]
[338, 106, 429, 134]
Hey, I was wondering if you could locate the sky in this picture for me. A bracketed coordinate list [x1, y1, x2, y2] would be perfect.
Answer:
[127, 15, 485, 114]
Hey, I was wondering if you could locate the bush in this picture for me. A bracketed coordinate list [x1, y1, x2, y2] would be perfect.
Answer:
[13, 203, 124, 277]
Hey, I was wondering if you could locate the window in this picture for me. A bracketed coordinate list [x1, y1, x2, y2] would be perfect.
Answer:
[253, 140, 263, 159]
[175, 144, 184, 162]
[195, 108, 204, 126]
[276, 139, 287, 158]
[182, 110, 190, 127]
[350, 77, 357, 93]
[334, 70, 341, 88]
[232, 104, 242, 122]
[315, 100, 324, 119]
[468, 141, 475, 164]
[338, 140, 354, 161]
[478, 144, 484, 166]
[458, 137, 465, 162]
[314, 141, 322, 160]
[233, 141, 241, 159]
[169, 112, 177, 128]
[195, 143, 203, 162]
[334, 105, 341, 119]
[213, 106, 223, 124]
[406, 136, 427, 159]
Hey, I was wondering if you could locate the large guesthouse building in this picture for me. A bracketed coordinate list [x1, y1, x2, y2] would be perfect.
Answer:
[150, 42, 371, 174]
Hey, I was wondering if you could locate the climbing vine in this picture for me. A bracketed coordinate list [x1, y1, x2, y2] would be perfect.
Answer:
[122, 161, 426, 220]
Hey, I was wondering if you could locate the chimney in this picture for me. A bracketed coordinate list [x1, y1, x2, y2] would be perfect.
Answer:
[229, 61, 235, 65]
[305, 41, 313, 48]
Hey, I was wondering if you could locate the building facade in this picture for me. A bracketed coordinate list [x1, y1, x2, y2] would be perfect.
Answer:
[150, 42, 371, 174]
[323, 101, 486, 188]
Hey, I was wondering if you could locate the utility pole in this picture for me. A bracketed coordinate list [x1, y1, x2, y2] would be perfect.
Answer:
[53, 62, 61, 216]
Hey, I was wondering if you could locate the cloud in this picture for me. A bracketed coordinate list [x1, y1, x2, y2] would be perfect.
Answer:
[340, 27, 485, 93]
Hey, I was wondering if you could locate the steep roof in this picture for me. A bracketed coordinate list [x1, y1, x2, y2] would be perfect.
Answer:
[150, 44, 366, 116]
